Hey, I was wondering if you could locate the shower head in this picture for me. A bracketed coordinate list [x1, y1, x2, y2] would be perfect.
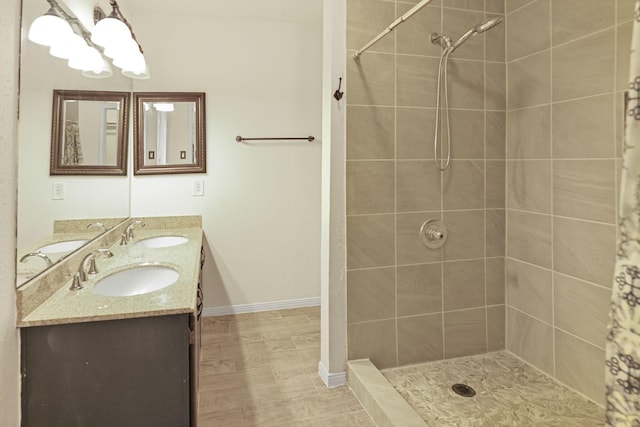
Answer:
[450, 16, 503, 53]
[474, 16, 503, 33]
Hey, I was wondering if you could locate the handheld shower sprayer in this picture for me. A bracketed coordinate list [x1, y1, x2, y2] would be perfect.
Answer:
[449, 17, 503, 53]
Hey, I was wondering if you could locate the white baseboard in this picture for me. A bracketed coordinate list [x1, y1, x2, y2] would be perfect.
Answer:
[202, 296, 320, 317]
[318, 360, 347, 388]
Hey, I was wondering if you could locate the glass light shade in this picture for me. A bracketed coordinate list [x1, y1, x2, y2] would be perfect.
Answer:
[68, 46, 103, 71]
[153, 103, 174, 112]
[91, 16, 131, 48]
[49, 34, 87, 60]
[82, 57, 113, 79]
[122, 60, 150, 80]
[28, 8, 73, 47]
[113, 50, 145, 72]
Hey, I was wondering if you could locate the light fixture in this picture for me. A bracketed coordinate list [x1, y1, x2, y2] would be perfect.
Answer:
[153, 103, 174, 112]
[28, 4, 72, 47]
[27, 0, 149, 80]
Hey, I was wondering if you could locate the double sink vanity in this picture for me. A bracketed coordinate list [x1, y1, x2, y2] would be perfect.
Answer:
[16, 215, 203, 427]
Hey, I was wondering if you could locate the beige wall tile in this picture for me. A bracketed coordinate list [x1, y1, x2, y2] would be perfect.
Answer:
[486, 0, 505, 14]
[397, 314, 444, 365]
[347, 214, 396, 269]
[397, 263, 443, 317]
[397, 212, 444, 265]
[552, 29, 615, 102]
[553, 160, 616, 224]
[486, 62, 506, 110]
[507, 160, 551, 214]
[397, 55, 440, 107]
[487, 305, 505, 351]
[551, 0, 614, 46]
[551, 94, 615, 159]
[485, 19, 505, 62]
[486, 111, 506, 159]
[506, 258, 552, 322]
[443, 8, 485, 61]
[553, 217, 616, 286]
[507, 0, 534, 14]
[449, 110, 485, 159]
[486, 160, 506, 208]
[396, 3, 442, 57]
[397, 161, 442, 212]
[444, 259, 486, 310]
[618, 0, 637, 22]
[616, 93, 625, 158]
[348, 319, 397, 369]
[554, 274, 610, 348]
[347, 106, 395, 160]
[506, 0, 550, 61]
[443, 210, 485, 260]
[348, 52, 395, 106]
[448, 59, 485, 109]
[555, 330, 606, 406]
[397, 107, 435, 159]
[486, 209, 505, 257]
[506, 307, 554, 374]
[508, 50, 550, 109]
[444, 308, 487, 358]
[442, 0, 484, 11]
[507, 105, 551, 159]
[347, 268, 396, 323]
[617, 22, 633, 92]
[506, 209, 552, 268]
[486, 257, 505, 305]
[347, 0, 396, 53]
[347, 161, 395, 214]
[443, 160, 485, 209]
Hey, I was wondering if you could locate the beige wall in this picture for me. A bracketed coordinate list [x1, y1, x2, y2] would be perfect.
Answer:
[505, 0, 634, 406]
[346, 0, 506, 369]
[0, 0, 21, 424]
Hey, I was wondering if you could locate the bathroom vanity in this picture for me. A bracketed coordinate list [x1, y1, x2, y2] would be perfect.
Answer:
[16, 216, 203, 427]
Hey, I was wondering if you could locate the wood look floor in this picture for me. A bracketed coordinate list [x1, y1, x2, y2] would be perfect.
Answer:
[198, 307, 375, 426]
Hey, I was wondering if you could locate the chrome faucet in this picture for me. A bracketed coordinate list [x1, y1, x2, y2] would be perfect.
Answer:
[78, 249, 113, 282]
[20, 252, 53, 267]
[121, 220, 145, 245]
[87, 222, 107, 232]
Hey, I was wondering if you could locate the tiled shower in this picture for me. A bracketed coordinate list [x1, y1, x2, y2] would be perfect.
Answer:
[345, 0, 634, 406]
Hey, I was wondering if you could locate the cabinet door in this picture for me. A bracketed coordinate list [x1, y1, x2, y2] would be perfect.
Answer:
[22, 314, 191, 427]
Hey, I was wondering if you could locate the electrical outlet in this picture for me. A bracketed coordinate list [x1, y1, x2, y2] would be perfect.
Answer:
[52, 182, 64, 200]
[193, 180, 204, 197]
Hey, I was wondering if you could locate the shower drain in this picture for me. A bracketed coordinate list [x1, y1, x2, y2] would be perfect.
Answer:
[451, 383, 476, 397]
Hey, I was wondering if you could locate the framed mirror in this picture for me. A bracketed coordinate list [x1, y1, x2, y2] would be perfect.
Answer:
[133, 92, 206, 175]
[50, 90, 130, 176]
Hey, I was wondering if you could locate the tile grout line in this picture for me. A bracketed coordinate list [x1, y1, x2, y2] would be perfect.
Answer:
[548, 0, 556, 379]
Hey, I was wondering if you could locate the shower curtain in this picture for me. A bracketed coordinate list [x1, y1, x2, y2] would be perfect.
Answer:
[606, 1, 640, 425]
[63, 120, 83, 165]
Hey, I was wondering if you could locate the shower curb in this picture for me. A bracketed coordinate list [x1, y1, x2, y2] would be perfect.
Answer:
[348, 359, 428, 427]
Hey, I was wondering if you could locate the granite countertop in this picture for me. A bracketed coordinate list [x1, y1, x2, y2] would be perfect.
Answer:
[18, 226, 202, 327]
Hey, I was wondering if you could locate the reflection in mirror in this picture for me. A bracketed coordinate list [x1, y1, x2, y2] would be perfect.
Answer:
[17, 0, 133, 288]
[133, 92, 206, 175]
[50, 90, 130, 175]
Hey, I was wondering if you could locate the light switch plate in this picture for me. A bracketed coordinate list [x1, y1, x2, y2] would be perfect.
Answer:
[52, 182, 64, 200]
[193, 180, 204, 197]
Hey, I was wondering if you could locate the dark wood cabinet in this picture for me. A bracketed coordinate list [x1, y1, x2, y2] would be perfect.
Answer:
[21, 313, 199, 427]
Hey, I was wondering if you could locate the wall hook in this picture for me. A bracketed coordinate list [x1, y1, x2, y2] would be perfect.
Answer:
[333, 77, 344, 101]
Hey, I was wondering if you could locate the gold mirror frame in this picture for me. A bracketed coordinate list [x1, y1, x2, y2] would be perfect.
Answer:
[50, 90, 130, 176]
[133, 92, 207, 175]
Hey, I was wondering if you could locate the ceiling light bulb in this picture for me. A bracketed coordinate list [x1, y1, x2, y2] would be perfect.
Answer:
[28, 7, 73, 47]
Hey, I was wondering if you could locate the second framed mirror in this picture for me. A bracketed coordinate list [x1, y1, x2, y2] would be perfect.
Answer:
[133, 92, 207, 175]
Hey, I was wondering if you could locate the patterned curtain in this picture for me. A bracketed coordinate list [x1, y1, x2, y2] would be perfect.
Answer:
[606, 1, 640, 425]
[63, 120, 83, 165]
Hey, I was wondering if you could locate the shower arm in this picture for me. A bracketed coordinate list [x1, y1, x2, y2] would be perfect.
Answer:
[353, 0, 436, 58]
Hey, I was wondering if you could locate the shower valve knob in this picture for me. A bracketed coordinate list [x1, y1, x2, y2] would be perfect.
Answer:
[419, 219, 448, 249]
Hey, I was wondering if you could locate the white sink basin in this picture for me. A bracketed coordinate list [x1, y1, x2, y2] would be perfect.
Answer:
[38, 239, 88, 254]
[134, 235, 188, 248]
[93, 266, 179, 297]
